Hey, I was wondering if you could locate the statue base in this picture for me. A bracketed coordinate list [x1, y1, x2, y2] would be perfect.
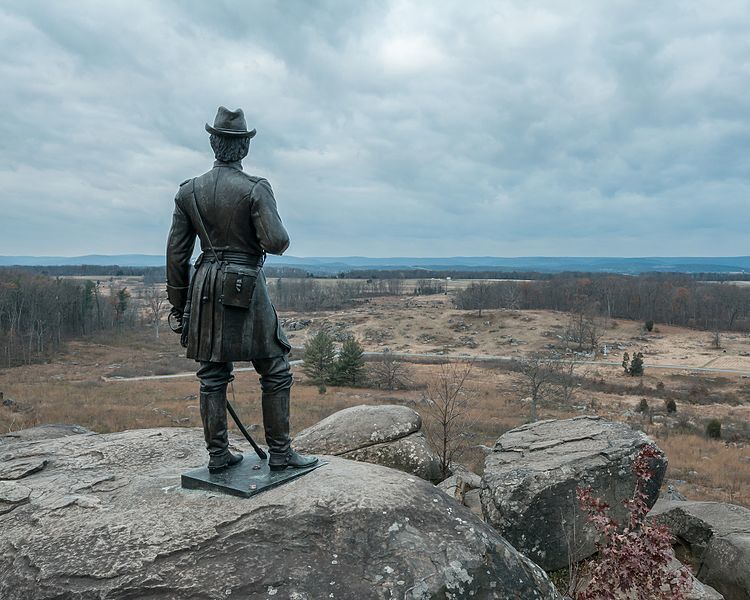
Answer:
[181, 453, 326, 498]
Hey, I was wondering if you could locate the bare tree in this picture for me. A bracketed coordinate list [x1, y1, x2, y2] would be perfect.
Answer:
[386, 279, 404, 295]
[461, 281, 492, 316]
[143, 286, 167, 339]
[517, 354, 561, 422]
[564, 299, 601, 353]
[422, 361, 475, 479]
[414, 279, 446, 295]
[499, 282, 521, 309]
[711, 329, 722, 350]
[551, 356, 578, 405]
[369, 350, 412, 390]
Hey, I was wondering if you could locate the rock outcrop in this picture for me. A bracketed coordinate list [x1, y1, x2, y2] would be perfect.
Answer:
[0, 423, 92, 442]
[0, 426, 561, 599]
[481, 416, 667, 571]
[437, 465, 483, 518]
[294, 404, 443, 482]
[649, 500, 750, 600]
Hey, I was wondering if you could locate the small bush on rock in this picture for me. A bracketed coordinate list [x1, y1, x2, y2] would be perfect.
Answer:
[575, 445, 692, 600]
[637, 398, 649, 413]
[665, 398, 677, 414]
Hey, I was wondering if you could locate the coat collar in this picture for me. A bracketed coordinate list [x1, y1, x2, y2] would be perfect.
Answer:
[213, 160, 243, 171]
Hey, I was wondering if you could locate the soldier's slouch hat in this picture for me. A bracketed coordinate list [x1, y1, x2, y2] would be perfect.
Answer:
[205, 106, 257, 138]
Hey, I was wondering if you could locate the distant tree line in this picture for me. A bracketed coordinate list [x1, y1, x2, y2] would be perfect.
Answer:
[0, 264, 309, 284]
[0, 270, 136, 366]
[269, 278, 407, 311]
[455, 275, 750, 331]
[338, 268, 551, 280]
[1, 265, 166, 280]
[338, 268, 750, 282]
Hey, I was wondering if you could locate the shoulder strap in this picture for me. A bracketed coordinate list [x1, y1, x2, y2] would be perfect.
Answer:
[188, 178, 221, 264]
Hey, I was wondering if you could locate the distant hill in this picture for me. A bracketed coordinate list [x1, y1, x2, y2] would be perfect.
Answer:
[1, 254, 750, 275]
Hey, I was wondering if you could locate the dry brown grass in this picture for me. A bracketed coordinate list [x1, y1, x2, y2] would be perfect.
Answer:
[654, 433, 750, 505]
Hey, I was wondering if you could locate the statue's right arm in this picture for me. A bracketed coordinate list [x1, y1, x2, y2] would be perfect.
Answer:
[249, 179, 290, 255]
[166, 190, 196, 312]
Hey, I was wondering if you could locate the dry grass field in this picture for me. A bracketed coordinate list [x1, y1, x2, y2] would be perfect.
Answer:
[1, 291, 749, 507]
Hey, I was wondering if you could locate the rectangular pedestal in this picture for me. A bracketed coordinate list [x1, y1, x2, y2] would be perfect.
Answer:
[181, 453, 326, 498]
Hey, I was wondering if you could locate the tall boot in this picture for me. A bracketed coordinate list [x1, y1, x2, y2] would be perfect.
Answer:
[200, 387, 243, 472]
[262, 388, 317, 471]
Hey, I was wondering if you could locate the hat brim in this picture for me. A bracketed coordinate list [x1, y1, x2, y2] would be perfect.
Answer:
[205, 123, 257, 138]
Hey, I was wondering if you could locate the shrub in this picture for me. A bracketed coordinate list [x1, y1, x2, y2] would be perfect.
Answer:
[369, 350, 412, 390]
[706, 419, 721, 439]
[317, 383, 327, 395]
[665, 398, 677, 414]
[645, 320, 654, 332]
[575, 446, 691, 600]
[622, 351, 645, 376]
[637, 398, 649, 413]
[629, 352, 645, 377]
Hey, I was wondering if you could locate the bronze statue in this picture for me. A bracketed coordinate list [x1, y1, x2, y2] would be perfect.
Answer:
[166, 106, 317, 473]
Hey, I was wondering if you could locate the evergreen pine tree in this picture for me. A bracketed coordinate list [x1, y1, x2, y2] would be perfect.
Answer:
[333, 336, 366, 386]
[630, 351, 644, 376]
[302, 331, 336, 384]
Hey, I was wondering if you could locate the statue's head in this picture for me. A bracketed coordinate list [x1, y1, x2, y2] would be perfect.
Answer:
[205, 106, 256, 163]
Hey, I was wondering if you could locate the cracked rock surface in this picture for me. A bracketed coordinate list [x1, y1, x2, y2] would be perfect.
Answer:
[0, 426, 561, 600]
[480, 416, 666, 571]
[294, 404, 443, 482]
[649, 500, 750, 600]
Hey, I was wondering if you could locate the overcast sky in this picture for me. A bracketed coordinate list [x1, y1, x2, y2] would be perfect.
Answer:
[1, 1, 749, 258]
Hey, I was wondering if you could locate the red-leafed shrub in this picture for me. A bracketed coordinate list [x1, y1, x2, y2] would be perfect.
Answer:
[575, 446, 692, 600]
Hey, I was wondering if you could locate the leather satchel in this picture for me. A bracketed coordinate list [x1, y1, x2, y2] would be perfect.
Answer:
[220, 265, 256, 308]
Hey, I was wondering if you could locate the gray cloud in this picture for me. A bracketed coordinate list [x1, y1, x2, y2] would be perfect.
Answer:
[1, 0, 748, 257]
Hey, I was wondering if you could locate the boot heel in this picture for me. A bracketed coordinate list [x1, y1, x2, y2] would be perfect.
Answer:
[269, 463, 288, 472]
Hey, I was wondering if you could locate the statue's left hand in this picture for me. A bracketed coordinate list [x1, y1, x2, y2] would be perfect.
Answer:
[168, 307, 184, 334]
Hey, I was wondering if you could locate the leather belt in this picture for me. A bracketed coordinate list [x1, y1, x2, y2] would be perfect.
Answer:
[196, 250, 264, 267]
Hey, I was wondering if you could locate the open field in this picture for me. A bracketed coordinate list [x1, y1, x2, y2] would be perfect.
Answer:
[2, 292, 749, 507]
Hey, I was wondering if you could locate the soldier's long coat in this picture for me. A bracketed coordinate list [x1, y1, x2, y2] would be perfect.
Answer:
[166, 160, 291, 362]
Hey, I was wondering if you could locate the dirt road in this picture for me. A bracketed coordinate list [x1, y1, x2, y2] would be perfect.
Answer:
[102, 353, 750, 382]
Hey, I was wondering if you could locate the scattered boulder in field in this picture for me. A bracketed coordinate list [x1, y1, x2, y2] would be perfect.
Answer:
[294, 404, 443, 481]
[0, 426, 562, 600]
[649, 500, 750, 600]
[660, 482, 688, 501]
[480, 416, 666, 571]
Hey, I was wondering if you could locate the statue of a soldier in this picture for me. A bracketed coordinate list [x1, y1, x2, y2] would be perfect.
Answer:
[166, 106, 317, 473]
